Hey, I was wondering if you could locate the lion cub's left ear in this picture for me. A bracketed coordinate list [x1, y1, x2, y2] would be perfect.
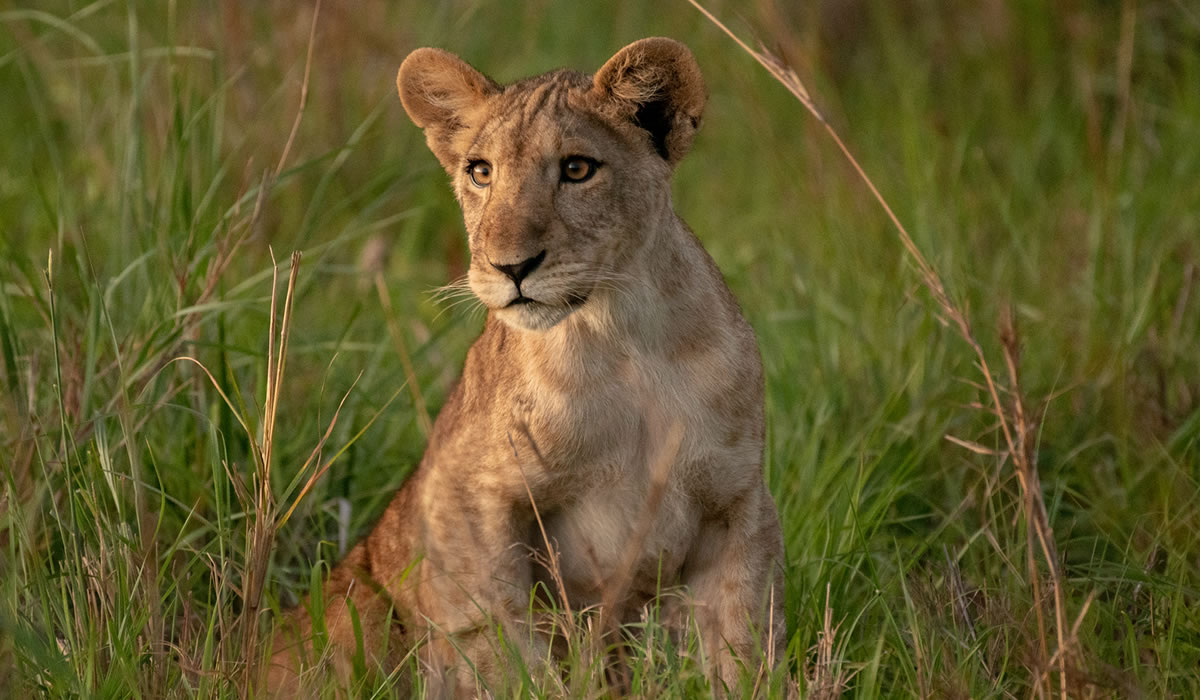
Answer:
[591, 37, 707, 166]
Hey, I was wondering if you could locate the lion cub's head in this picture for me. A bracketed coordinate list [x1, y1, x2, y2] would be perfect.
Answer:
[397, 38, 706, 331]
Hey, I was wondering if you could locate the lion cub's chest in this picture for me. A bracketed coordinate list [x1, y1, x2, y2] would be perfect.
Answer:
[527, 350, 727, 608]
[538, 476, 698, 608]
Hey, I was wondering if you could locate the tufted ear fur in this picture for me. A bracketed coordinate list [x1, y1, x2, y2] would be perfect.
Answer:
[591, 37, 707, 165]
[397, 48, 500, 170]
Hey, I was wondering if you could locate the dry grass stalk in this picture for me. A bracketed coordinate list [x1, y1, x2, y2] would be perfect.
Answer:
[164, 250, 305, 694]
[230, 30, 321, 677]
[238, 249, 301, 696]
[275, 0, 322, 177]
[173, 245, 391, 689]
[1035, 590, 1098, 693]
[687, 2, 1079, 696]
[805, 583, 847, 700]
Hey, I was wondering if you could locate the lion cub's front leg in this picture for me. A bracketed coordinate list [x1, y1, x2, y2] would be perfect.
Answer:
[684, 482, 787, 690]
[265, 541, 408, 696]
[415, 481, 547, 698]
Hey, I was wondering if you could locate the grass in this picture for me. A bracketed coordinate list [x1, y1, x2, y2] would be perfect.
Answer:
[2, 0, 1199, 697]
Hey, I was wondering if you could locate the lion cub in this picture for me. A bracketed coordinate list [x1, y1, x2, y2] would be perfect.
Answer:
[269, 37, 785, 696]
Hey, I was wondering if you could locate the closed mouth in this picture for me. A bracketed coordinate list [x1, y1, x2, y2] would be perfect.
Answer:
[504, 293, 589, 309]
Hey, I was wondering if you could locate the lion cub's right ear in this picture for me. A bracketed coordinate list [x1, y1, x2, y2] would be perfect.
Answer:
[397, 48, 499, 171]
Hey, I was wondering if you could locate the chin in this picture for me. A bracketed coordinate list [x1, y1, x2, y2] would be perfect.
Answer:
[495, 301, 582, 331]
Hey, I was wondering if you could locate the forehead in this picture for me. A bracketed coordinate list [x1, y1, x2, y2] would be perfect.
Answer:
[467, 70, 625, 159]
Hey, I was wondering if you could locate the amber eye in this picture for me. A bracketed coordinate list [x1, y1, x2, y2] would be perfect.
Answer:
[467, 160, 492, 187]
[561, 156, 598, 183]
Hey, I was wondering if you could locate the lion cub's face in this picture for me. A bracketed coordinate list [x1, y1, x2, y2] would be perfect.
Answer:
[398, 39, 707, 331]
[449, 76, 665, 331]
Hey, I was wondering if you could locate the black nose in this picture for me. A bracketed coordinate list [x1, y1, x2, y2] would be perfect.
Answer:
[490, 250, 546, 286]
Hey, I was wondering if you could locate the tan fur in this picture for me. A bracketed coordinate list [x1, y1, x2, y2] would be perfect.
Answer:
[268, 37, 785, 697]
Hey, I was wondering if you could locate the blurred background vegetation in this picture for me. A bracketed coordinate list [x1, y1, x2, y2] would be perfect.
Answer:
[1, 0, 1198, 696]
